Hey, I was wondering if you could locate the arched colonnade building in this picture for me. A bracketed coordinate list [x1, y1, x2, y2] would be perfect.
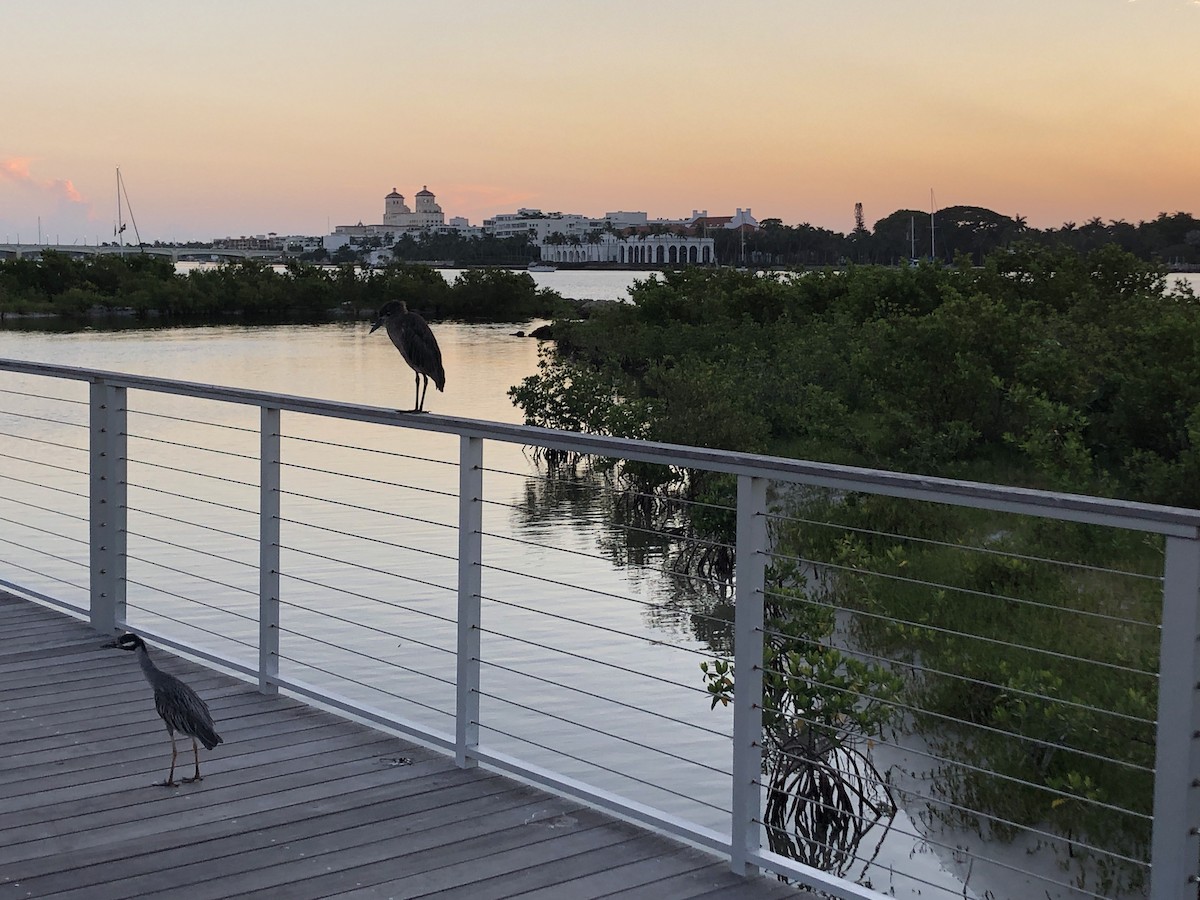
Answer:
[539, 233, 716, 266]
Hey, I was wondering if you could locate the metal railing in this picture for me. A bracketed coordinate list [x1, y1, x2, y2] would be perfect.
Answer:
[2, 356, 1199, 900]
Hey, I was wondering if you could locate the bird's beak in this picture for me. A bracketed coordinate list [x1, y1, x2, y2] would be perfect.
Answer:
[369, 319, 383, 334]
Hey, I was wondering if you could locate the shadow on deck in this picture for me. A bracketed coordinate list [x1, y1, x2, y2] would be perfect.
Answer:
[0, 593, 801, 899]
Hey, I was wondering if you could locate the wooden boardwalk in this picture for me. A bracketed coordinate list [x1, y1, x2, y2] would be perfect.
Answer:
[0, 594, 801, 899]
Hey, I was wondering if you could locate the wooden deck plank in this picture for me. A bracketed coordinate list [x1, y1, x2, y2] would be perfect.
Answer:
[0, 593, 806, 899]
[6, 768, 502, 887]
[591, 862, 797, 900]
[14, 778, 527, 900]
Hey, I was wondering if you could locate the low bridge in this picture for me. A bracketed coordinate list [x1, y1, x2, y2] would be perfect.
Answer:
[0, 243, 284, 262]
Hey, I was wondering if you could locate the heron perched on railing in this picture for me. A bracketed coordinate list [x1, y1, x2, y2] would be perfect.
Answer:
[104, 632, 223, 786]
[369, 299, 446, 412]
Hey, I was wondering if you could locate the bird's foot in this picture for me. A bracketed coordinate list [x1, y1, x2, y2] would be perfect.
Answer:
[157, 779, 179, 788]
[406, 407, 428, 414]
[182, 775, 203, 784]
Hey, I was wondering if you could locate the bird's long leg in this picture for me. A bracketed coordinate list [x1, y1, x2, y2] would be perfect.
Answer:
[183, 737, 203, 783]
[412, 371, 421, 412]
[419, 374, 429, 412]
[161, 730, 179, 787]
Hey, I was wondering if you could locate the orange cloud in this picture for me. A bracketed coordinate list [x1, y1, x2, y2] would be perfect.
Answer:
[1, 157, 86, 205]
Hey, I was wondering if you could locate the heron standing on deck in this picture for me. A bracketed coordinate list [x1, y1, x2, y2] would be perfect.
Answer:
[369, 299, 446, 412]
[104, 632, 223, 787]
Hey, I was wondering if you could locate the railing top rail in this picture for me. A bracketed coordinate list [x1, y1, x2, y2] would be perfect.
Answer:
[4, 356, 1199, 537]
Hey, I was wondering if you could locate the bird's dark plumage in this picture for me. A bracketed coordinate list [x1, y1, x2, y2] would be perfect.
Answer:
[370, 299, 446, 412]
[105, 632, 222, 786]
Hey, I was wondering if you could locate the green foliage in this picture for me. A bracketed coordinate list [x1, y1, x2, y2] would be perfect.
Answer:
[510, 246, 1190, 879]
[700, 561, 902, 757]
[511, 246, 1200, 506]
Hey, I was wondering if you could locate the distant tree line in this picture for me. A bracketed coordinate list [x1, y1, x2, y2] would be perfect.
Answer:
[742, 208, 1200, 268]
[0, 253, 562, 323]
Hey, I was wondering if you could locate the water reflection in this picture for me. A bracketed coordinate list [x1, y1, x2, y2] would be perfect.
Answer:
[505, 457, 739, 646]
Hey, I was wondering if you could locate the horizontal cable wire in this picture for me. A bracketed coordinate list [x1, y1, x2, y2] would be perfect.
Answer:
[0, 386, 87, 406]
[0, 556, 87, 594]
[0, 449, 87, 478]
[275, 596, 454, 660]
[277, 569, 457, 621]
[480, 591, 718, 663]
[478, 656, 732, 741]
[125, 432, 258, 463]
[480, 623, 716, 700]
[127, 457, 257, 489]
[0, 496, 87, 524]
[477, 721, 731, 817]
[279, 487, 455, 533]
[758, 579, 1156, 678]
[279, 545, 457, 600]
[0, 471, 88, 500]
[282, 460, 459, 500]
[476, 688, 733, 780]
[124, 577, 259, 625]
[125, 506, 257, 544]
[479, 558, 736, 639]
[125, 530, 258, 572]
[765, 510, 1163, 582]
[276, 622, 455, 688]
[612, 485, 735, 514]
[758, 661, 1154, 777]
[272, 634, 455, 717]
[0, 409, 85, 429]
[759, 595, 1156, 727]
[757, 815, 1116, 900]
[125, 602, 258, 651]
[126, 409, 257, 434]
[124, 553, 258, 599]
[768, 548, 1159, 630]
[622, 520, 733, 551]
[482, 529, 732, 596]
[755, 780, 1104, 895]
[279, 516, 458, 563]
[761, 694, 1151, 821]
[0, 535, 88, 572]
[0, 431, 86, 454]
[768, 740, 1148, 868]
[0, 514, 88, 547]
[126, 482, 257, 518]
[282, 432, 456, 467]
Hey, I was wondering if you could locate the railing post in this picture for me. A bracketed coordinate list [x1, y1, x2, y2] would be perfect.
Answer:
[456, 435, 483, 768]
[258, 406, 281, 694]
[731, 474, 767, 875]
[453, 434, 482, 768]
[89, 380, 127, 635]
[1150, 533, 1200, 897]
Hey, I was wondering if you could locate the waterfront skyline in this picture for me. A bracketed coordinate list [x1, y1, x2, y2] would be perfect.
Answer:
[2, 0, 1197, 245]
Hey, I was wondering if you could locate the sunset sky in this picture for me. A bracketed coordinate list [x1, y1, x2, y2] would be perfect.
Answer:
[2, 0, 1197, 244]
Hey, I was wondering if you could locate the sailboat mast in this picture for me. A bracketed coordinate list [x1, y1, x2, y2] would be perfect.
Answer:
[116, 166, 124, 255]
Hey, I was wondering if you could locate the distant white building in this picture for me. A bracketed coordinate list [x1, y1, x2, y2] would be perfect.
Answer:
[540, 232, 716, 266]
[483, 209, 651, 242]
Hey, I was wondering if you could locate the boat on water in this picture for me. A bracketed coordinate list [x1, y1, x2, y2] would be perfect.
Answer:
[527, 261, 556, 273]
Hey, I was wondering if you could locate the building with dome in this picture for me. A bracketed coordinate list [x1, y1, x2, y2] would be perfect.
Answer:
[382, 186, 445, 231]
[326, 185, 461, 253]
